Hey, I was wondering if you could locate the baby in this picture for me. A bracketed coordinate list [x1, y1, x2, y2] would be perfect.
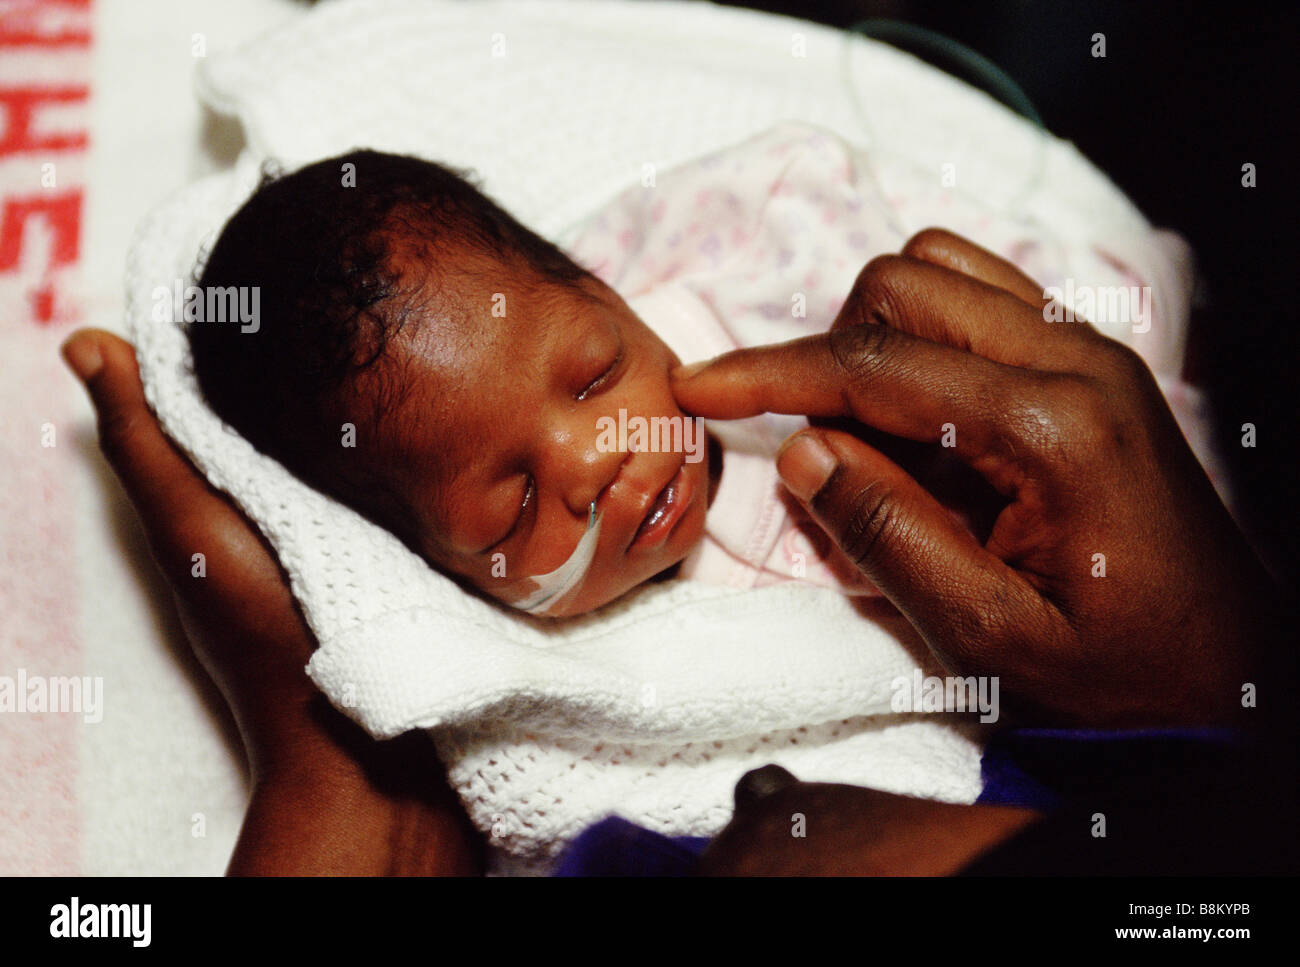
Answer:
[191, 149, 739, 618]
[189, 124, 1183, 619]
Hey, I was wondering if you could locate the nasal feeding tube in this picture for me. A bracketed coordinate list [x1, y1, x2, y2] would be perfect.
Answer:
[513, 502, 603, 615]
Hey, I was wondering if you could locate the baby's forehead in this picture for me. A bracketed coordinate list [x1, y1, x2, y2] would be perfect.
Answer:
[361, 288, 559, 467]
[370, 242, 609, 417]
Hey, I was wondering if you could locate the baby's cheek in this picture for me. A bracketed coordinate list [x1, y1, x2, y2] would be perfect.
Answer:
[681, 495, 709, 552]
[428, 546, 531, 609]
[658, 491, 708, 572]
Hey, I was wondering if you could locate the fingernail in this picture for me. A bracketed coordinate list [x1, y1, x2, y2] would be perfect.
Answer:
[672, 359, 710, 381]
[777, 432, 837, 502]
[60, 335, 103, 384]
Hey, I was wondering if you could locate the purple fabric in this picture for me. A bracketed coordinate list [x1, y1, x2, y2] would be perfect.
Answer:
[975, 726, 1244, 809]
[551, 816, 710, 877]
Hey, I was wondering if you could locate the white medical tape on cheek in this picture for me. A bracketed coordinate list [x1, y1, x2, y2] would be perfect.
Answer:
[513, 502, 603, 615]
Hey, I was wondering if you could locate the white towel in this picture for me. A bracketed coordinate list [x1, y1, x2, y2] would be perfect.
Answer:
[125, 0, 1188, 860]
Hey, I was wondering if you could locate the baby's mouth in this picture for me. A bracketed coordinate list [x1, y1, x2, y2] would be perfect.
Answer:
[628, 461, 694, 550]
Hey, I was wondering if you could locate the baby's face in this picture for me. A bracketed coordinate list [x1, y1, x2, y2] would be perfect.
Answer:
[357, 264, 712, 617]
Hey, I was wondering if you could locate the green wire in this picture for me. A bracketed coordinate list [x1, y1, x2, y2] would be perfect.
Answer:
[848, 18, 1045, 129]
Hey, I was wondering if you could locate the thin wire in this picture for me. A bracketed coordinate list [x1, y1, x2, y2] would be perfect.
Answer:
[838, 22, 1053, 232]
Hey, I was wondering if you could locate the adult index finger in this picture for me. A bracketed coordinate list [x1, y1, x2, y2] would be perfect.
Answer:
[672, 325, 1051, 498]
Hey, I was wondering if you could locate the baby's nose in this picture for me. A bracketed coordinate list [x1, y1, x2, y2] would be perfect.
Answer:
[544, 411, 630, 516]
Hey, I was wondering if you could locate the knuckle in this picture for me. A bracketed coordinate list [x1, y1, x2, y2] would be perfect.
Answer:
[1032, 374, 1126, 462]
[988, 378, 1086, 468]
[827, 320, 893, 387]
[901, 227, 954, 261]
[947, 571, 1035, 644]
[1090, 337, 1150, 385]
[953, 598, 1016, 648]
[854, 253, 908, 295]
[845, 254, 910, 324]
[95, 408, 141, 463]
[833, 479, 898, 572]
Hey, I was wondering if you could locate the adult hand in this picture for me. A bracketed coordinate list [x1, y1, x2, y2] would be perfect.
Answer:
[673, 230, 1284, 729]
[62, 329, 482, 874]
[698, 766, 1037, 876]
[62, 329, 317, 774]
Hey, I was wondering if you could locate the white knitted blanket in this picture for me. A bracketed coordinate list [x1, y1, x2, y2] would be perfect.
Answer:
[125, 0, 1182, 861]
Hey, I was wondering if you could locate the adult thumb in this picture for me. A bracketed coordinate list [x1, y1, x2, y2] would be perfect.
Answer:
[776, 428, 1026, 669]
[60, 329, 208, 521]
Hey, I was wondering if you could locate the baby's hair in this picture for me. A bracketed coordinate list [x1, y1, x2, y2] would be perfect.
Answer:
[188, 149, 597, 536]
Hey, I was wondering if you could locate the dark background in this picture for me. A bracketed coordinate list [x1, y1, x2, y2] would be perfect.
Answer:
[710, 0, 1298, 588]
